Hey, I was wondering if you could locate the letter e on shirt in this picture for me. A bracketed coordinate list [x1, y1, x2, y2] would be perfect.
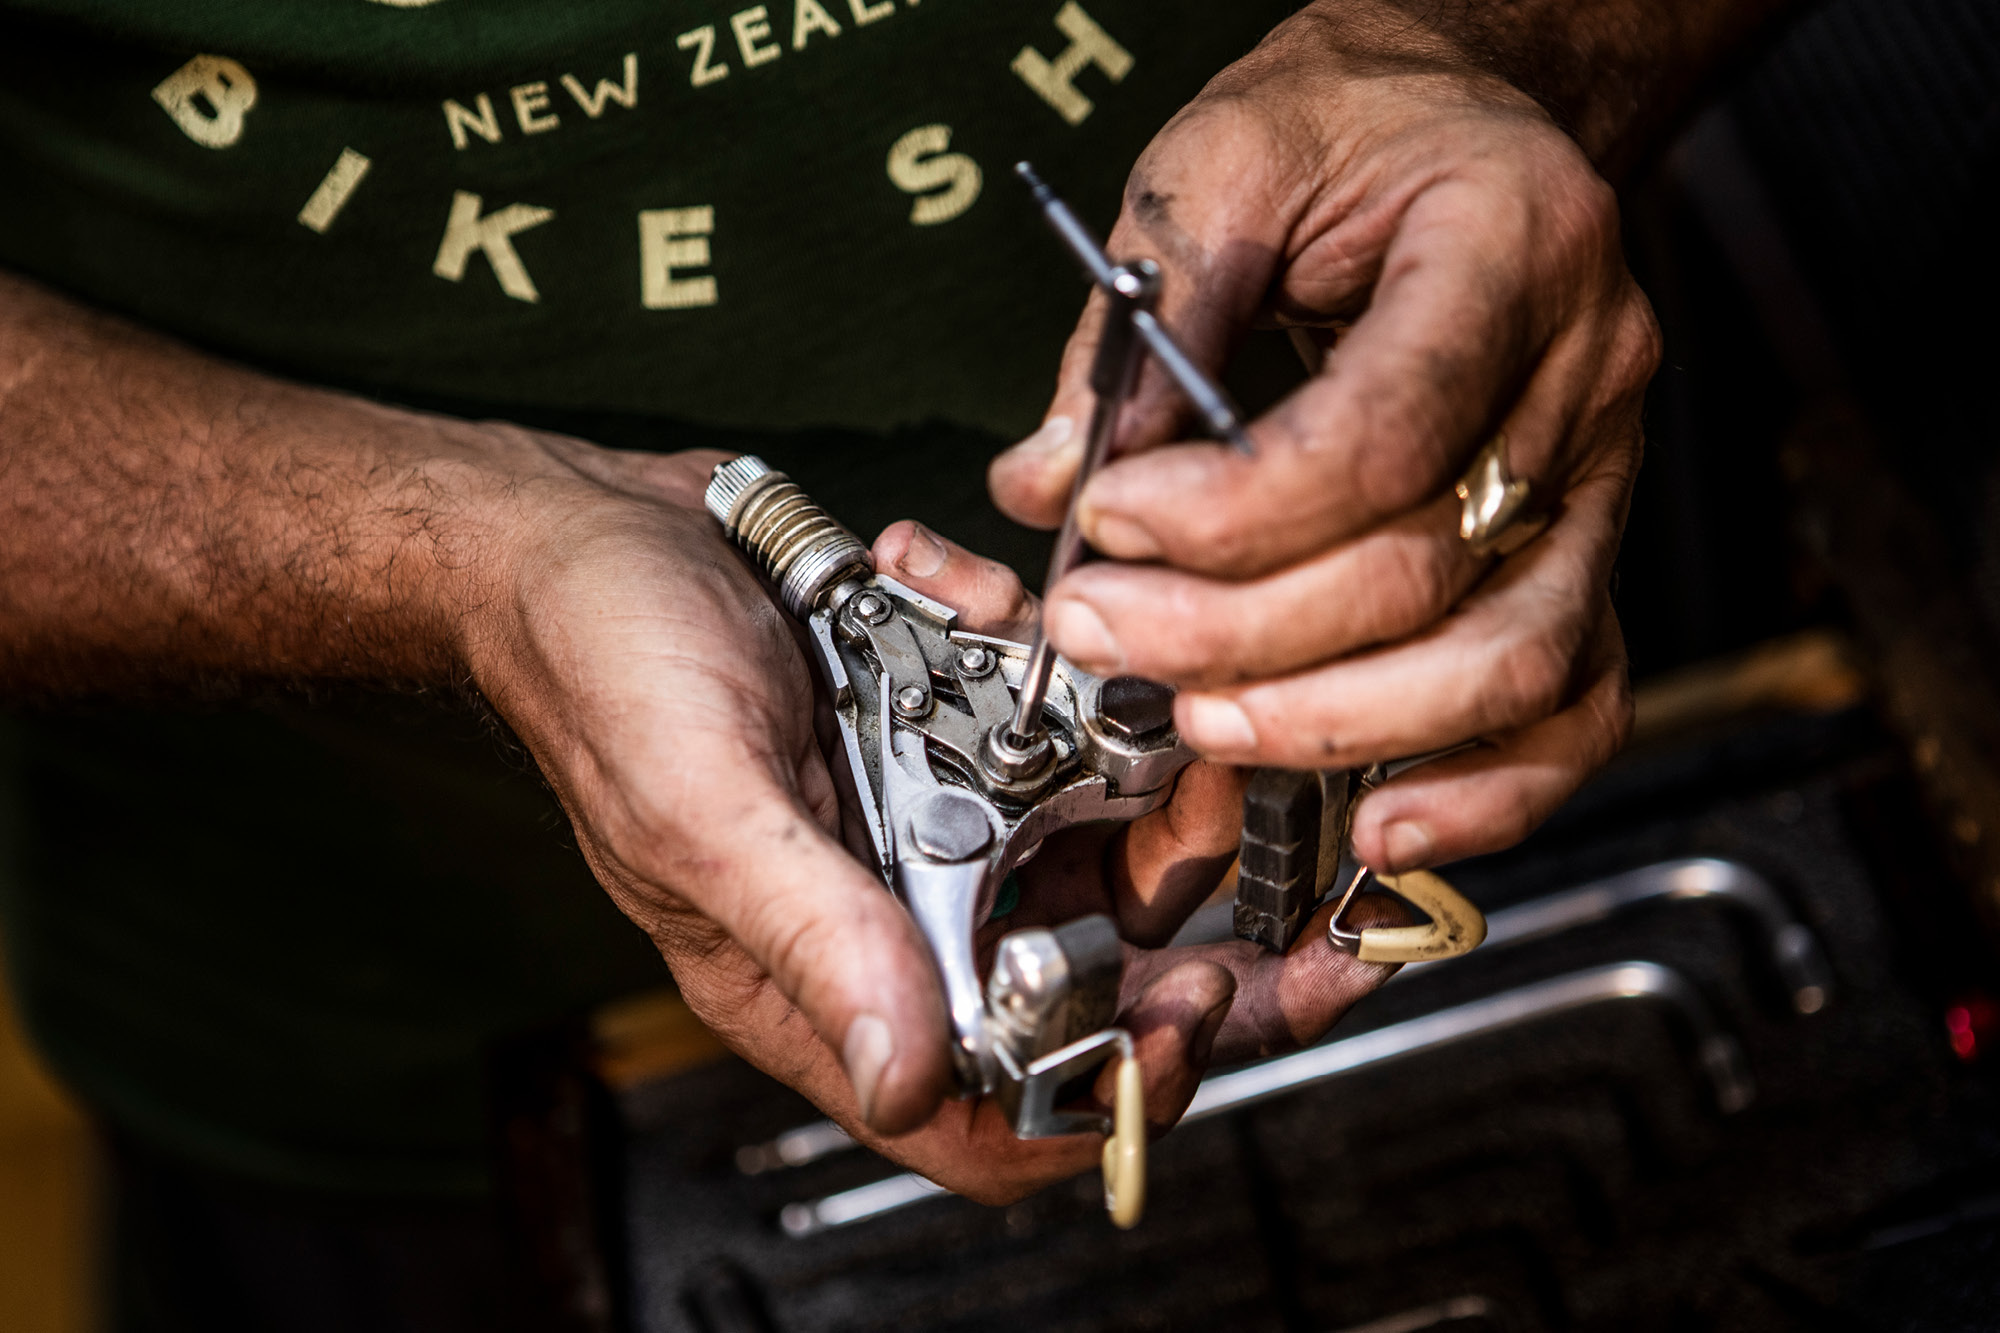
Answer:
[640, 207, 719, 310]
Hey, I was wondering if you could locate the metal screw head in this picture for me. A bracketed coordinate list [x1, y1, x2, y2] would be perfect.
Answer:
[983, 724, 1054, 783]
[894, 685, 930, 717]
[957, 646, 997, 679]
[853, 591, 892, 625]
[910, 790, 993, 863]
[1098, 676, 1176, 741]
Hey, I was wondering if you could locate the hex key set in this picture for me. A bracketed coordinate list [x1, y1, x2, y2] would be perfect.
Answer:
[600, 702, 2000, 1331]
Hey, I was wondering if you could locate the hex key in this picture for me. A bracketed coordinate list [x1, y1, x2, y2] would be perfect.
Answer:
[1175, 856, 1834, 1015]
[748, 857, 1819, 1184]
[777, 960, 1753, 1238]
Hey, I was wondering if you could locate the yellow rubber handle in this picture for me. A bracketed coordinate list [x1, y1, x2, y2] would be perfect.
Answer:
[1357, 869, 1489, 963]
[1101, 1055, 1146, 1229]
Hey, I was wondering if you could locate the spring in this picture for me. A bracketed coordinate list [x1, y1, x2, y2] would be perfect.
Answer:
[705, 455, 872, 619]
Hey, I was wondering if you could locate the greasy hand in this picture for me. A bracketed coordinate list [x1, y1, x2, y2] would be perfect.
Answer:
[990, 1, 1656, 873]
[842, 522, 1398, 1202]
[473, 452, 1391, 1206]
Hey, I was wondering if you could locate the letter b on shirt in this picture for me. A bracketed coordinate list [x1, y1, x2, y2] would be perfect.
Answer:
[152, 55, 258, 149]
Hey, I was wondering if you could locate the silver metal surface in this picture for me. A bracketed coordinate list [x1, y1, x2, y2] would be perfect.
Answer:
[749, 856, 1820, 1188]
[1413, 856, 1834, 1015]
[735, 1119, 855, 1175]
[908, 790, 994, 864]
[1002, 161, 1258, 751]
[852, 590, 891, 624]
[995, 1027, 1131, 1140]
[981, 721, 1055, 784]
[986, 930, 1072, 1062]
[1178, 856, 1834, 1014]
[710, 456, 1196, 1131]
[1014, 162, 1256, 457]
[780, 1173, 948, 1239]
[704, 457, 871, 620]
[777, 960, 1753, 1237]
[1004, 259, 1159, 747]
[1184, 960, 1755, 1121]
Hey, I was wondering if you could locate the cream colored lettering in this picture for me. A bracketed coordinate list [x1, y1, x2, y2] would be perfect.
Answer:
[443, 94, 503, 150]
[510, 81, 561, 134]
[1011, 2, 1131, 126]
[676, 26, 731, 86]
[151, 54, 258, 149]
[561, 53, 639, 117]
[297, 148, 372, 234]
[792, 0, 843, 48]
[433, 191, 555, 303]
[847, 0, 893, 24]
[730, 7, 782, 67]
[639, 207, 719, 310]
[886, 125, 982, 226]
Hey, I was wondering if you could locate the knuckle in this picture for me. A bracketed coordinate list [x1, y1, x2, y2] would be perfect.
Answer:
[1154, 577, 1233, 672]
[1378, 531, 1458, 631]
[1490, 630, 1573, 725]
[1488, 777, 1548, 849]
[1347, 395, 1455, 519]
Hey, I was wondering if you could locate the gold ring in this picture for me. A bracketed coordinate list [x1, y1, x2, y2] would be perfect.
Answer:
[1455, 434, 1546, 558]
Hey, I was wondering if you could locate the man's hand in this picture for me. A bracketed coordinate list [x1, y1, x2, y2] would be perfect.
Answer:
[990, 1, 1679, 873]
[0, 266, 1392, 1195]
[681, 518, 1395, 1202]
[478, 483, 1396, 1201]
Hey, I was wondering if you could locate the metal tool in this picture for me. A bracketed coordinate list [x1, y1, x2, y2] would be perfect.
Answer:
[1184, 854, 1833, 1014]
[1236, 762, 1489, 962]
[778, 959, 1753, 1238]
[706, 455, 1183, 1223]
[742, 853, 1830, 1185]
[1403, 856, 1835, 1013]
[1001, 163, 1257, 764]
[1011, 166, 1486, 968]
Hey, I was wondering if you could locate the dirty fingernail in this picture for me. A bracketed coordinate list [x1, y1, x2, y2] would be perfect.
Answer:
[1182, 696, 1258, 752]
[1046, 599, 1123, 673]
[1084, 512, 1164, 561]
[843, 1013, 895, 1127]
[897, 523, 948, 579]
[1381, 821, 1436, 871]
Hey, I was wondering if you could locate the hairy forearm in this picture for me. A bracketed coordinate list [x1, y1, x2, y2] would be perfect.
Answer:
[1305, 0, 1802, 174]
[0, 273, 564, 699]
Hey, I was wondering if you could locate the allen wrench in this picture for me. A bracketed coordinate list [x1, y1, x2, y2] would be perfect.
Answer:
[777, 959, 1753, 1238]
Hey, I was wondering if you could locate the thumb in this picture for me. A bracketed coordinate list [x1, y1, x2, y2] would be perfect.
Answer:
[660, 754, 954, 1135]
[989, 147, 1290, 529]
[872, 520, 1039, 639]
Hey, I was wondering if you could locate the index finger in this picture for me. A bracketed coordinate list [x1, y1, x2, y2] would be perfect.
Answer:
[1072, 168, 1595, 578]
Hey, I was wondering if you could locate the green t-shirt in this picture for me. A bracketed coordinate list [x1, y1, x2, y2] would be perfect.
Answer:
[0, 0, 1302, 1194]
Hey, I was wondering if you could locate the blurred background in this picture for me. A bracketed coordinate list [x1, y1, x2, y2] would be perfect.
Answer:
[1, 0, 1995, 1328]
